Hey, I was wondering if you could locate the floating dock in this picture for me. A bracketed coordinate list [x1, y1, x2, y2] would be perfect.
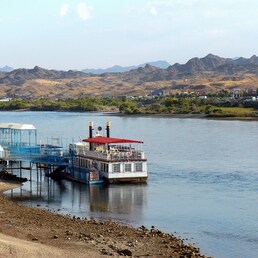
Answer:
[0, 123, 69, 182]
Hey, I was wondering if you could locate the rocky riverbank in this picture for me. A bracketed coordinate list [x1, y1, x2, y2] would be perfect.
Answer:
[0, 181, 208, 257]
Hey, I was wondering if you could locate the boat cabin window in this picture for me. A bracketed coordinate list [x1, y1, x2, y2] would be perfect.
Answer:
[113, 163, 120, 173]
[77, 158, 90, 168]
[135, 162, 142, 172]
[125, 163, 132, 172]
[101, 163, 109, 172]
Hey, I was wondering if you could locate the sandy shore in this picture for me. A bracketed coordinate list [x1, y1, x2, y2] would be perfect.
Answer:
[0, 180, 207, 258]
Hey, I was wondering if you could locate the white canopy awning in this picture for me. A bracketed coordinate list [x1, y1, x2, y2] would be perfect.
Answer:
[0, 123, 36, 130]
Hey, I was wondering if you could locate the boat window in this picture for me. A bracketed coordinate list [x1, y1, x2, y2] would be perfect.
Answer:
[125, 163, 132, 172]
[113, 163, 120, 173]
[74, 157, 79, 166]
[101, 163, 109, 172]
[135, 162, 142, 172]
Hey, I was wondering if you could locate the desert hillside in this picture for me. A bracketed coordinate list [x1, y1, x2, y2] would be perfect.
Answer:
[1, 54, 258, 99]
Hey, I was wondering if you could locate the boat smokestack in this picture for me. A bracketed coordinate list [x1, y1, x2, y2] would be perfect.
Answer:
[106, 121, 111, 138]
[89, 121, 94, 151]
[89, 121, 94, 138]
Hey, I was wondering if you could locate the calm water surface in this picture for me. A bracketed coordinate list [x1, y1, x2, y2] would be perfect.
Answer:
[2, 111, 258, 258]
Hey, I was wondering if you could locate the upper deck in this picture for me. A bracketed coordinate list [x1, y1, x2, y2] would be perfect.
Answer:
[71, 141, 146, 162]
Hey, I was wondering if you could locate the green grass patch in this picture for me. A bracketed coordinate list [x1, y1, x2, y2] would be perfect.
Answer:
[214, 107, 256, 117]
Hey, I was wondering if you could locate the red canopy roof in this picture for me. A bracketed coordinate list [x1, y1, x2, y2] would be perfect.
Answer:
[83, 136, 143, 144]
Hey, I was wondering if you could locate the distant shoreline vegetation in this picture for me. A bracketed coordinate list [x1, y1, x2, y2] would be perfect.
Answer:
[0, 97, 257, 118]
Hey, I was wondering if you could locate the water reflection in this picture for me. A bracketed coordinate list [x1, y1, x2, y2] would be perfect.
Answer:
[6, 171, 147, 224]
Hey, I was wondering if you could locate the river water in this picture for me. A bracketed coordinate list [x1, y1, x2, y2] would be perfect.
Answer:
[2, 111, 258, 258]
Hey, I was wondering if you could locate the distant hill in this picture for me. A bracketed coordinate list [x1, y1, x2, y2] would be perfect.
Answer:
[120, 54, 258, 83]
[3, 54, 258, 86]
[0, 66, 14, 72]
[0, 66, 88, 85]
[1, 54, 258, 99]
[82, 60, 170, 74]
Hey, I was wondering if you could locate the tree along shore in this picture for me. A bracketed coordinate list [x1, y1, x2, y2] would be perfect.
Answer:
[0, 97, 257, 118]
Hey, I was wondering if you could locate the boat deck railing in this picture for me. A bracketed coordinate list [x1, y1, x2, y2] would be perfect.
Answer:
[1, 143, 70, 166]
[76, 149, 145, 161]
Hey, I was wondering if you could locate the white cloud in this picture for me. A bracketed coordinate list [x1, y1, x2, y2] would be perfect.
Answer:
[76, 2, 94, 21]
[60, 4, 69, 17]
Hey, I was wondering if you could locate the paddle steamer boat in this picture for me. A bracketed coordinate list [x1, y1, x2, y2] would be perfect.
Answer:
[68, 121, 148, 184]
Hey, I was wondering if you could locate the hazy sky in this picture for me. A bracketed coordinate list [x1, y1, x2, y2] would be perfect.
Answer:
[1, 0, 258, 70]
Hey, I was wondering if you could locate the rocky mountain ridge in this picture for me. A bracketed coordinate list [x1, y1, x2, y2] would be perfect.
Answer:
[128, 54, 258, 81]
[1, 54, 258, 99]
[82, 60, 170, 74]
[121, 54, 258, 83]
[0, 66, 87, 85]
[1, 54, 258, 86]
